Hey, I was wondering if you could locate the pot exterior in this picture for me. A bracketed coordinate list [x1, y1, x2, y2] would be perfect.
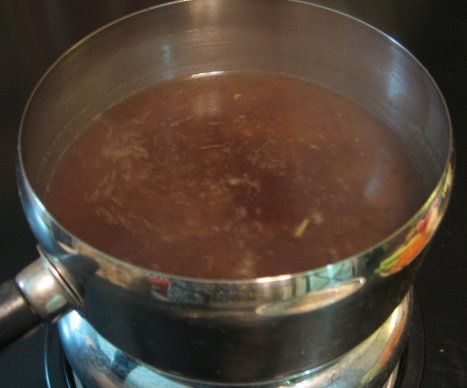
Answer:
[56, 292, 412, 387]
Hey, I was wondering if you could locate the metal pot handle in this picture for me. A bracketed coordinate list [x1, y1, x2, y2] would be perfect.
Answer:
[0, 256, 72, 349]
[0, 279, 40, 348]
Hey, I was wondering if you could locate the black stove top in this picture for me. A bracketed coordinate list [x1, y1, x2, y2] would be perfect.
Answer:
[0, 1, 466, 387]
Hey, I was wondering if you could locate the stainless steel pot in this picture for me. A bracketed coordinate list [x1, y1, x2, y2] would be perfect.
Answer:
[0, 0, 453, 384]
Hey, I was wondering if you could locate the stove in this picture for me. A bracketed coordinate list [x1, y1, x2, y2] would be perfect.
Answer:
[0, 1, 466, 387]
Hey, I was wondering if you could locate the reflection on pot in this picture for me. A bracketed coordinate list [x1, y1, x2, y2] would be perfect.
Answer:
[376, 164, 453, 276]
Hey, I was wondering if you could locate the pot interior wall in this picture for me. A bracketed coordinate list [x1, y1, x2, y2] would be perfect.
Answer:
[20, 0, 449, 208]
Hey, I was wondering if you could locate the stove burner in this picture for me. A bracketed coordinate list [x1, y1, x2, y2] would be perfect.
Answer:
[44, 300, 424, 388]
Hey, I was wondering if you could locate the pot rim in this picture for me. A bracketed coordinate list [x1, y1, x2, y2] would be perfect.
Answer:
[17, 0, 454, 286]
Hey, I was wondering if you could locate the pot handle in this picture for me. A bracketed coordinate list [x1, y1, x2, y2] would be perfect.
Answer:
[0, 280, 40, 348]
[0, 256, 73, 349]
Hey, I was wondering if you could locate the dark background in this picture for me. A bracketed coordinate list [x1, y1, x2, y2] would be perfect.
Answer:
[0, 1, 465, 387]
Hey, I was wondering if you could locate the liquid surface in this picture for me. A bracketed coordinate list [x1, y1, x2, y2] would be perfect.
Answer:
[46, 72, 426, 279]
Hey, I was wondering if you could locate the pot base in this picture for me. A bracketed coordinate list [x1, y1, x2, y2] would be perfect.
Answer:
[55, 292, 412, 387]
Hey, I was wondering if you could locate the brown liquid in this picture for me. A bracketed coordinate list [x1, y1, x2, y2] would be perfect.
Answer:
[45, 72, 426, 279]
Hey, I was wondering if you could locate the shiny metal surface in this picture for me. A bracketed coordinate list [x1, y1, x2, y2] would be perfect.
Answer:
[58, 292, 411, 387]
[15, 254, 74, 321]
[16, 0, 453, 383]
[383, 364, 400, 388]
